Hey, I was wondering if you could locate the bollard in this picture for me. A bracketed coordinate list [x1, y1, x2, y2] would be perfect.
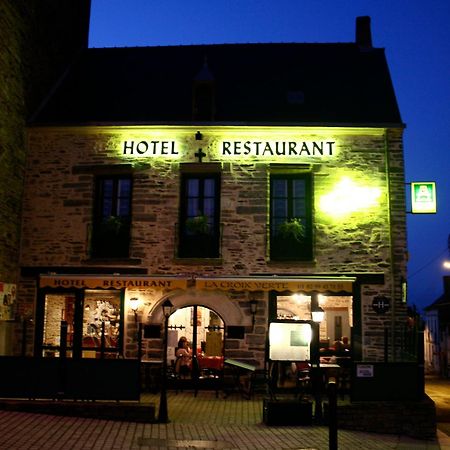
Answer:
[328, 380, 338, 450]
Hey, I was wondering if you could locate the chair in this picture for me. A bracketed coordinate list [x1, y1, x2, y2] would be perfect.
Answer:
[295, 361, 311, 398]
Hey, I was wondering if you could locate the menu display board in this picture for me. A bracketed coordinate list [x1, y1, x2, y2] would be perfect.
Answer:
[269, 322, 311, 361]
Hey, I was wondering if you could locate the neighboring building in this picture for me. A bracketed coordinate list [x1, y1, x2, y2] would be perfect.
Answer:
[424, 276, 450, 376]
[17, 16, 408, 369]
[0, 0, 91, 354]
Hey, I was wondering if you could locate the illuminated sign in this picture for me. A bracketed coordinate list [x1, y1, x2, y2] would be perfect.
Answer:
[119, 135, 337, 161]
[39, 275, 188, 290]
[411, 182, 436, 214]
[269, 322, 311, 361]
[123, 140, 179, 156]
[196, 277, 354, 293]
[220, 140, 335, 158]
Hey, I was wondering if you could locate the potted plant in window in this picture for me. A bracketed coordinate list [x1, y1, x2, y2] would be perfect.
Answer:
[185, 215, 211, 235]
[93, 215, 130, 258]
[180, 214, 218, 258]
[271, 218, 307, 260]
[277, 218, 305, 242]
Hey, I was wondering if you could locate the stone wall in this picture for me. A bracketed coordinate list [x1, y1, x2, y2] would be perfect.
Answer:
[0, 0, 91, 285]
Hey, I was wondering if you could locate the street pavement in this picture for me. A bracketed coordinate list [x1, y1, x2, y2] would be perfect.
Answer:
[426, 375, 450, 449]
[0, 382, 445, 450]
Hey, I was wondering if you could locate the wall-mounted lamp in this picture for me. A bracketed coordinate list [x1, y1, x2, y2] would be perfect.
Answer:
[311, 306, 325, 323]
[195, 131, 203, 141]
[129, 297, 140, 322]
[162, 299, 173, 319]
[249, 299, 258, 327]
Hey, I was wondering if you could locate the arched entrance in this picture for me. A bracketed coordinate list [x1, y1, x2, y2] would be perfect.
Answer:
[168, 305, 225, 379]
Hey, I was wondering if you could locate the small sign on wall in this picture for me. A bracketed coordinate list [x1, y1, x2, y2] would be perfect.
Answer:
[0, 283, 16, 320]
[411, 181, 436, 213]
[372, 295, 390, 314]
[356, 364, 374, 378]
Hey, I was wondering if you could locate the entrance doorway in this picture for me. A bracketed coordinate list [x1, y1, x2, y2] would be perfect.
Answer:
[167, 305, 225, 379]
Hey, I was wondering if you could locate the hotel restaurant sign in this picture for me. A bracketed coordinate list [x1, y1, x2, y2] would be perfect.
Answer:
[121, 139, 336, 159]
[40, 275, 354, 293]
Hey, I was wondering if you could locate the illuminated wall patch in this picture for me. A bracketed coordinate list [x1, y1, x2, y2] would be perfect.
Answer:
[319, 177, 381, 217]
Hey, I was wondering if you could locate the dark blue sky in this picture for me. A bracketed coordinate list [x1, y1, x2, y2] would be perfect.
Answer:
[89, 0, 450, 311]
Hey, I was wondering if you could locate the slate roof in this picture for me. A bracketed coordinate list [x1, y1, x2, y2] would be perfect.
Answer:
[30, 42, 402, 126]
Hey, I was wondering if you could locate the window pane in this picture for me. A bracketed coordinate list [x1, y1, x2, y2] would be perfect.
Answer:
[118, 179, 131, 197]
[42, 294, 76, 357]
[273, 179, 287, 197]
[293, 199, 306, 217]
[204, 178, 215, 197]
[187, 198, 199, 217]
[102, 199, 113, 217]
[203, 198, 215, 217]
[102, 179, 113, 198]
[187, 179, 199, 197]
[272, 198, 288, 217]
[293, 180, 306, 197]
[82, 292, 121, 352]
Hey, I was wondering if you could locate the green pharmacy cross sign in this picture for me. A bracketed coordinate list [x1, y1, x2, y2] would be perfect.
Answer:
[411, 182, 437, 214]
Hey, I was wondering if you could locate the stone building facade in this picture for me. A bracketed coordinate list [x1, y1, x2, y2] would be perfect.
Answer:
[16, 17, 408, 369]
[0, 0, 91, 353]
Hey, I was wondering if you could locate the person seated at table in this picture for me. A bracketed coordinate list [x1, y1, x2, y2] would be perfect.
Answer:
[341, 336, 350, 351]
[175, 337, 192, 378]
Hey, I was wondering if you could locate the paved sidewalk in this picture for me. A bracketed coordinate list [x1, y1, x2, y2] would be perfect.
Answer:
[0, 390, 442, 449]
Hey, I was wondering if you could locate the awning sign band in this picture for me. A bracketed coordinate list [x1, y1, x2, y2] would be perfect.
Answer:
[39, 275, 188, 290]
[195, 278, 353, 293]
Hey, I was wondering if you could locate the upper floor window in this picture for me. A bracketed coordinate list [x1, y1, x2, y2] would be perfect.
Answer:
[270, 173, 313, 260]
[178, 173, 221, 258]
[91, 176, 132, 258]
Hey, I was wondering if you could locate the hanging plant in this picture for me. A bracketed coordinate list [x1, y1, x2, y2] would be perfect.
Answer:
[185, 215, 211, 235]
[102, 216, 123, 234]
[277, 218, 305, 242]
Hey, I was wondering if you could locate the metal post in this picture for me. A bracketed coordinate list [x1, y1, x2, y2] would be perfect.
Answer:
[328, 380, 338, 450]
[137, 322, 143, 362]
[60, 320, 68, 358]
[21, 319, 28, 356]
[311, 320, 323, 423]
[158, 313, 170, 423]
[100, 321, 106, 359]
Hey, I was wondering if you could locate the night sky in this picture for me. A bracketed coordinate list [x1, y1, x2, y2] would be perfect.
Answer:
[88, 0, 450, 311]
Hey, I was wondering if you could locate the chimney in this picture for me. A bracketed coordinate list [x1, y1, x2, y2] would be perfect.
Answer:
[355, 16, 372, 49]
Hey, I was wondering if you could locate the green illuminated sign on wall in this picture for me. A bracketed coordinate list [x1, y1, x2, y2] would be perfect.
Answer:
[411, 182, 436, 214]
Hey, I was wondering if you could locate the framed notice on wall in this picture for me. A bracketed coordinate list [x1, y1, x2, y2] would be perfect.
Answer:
[269, 321, 311, 361]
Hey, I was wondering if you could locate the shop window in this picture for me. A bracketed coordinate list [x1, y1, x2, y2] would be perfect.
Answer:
[82, 291, 121, 357]
[41, 291, 122, 358]
[178, 173, 221, 258]
[270, 174, 313, 260]
[91, 176, 132, 258]
[42, 293, 76, 357]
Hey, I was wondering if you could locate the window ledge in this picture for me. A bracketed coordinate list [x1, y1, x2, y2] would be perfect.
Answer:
[173, 257, 223, 266]
[82, 258, 142, 265]
[267, 258, 317, 266]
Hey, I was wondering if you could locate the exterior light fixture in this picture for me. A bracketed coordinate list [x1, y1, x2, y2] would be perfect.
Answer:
[195, 131, 203, 140]
[162, 299, 173, 318]
[249, 299, 258, 327]
[311, 306, 325, 323]
[129, 297, 139, 322]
